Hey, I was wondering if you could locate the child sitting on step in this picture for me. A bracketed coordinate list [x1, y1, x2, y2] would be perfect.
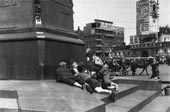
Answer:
[69, 60, 116, 102]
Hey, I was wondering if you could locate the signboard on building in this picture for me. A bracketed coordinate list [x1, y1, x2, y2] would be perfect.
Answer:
[136, 0, 150, 35]
[136, 0, 159, 35]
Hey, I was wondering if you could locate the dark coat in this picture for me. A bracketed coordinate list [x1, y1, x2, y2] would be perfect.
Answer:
[131, 62, 137, 71]
[56, 67, 73, 81]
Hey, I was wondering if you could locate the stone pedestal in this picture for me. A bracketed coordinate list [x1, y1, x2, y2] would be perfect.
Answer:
[0, 0, 85, 80]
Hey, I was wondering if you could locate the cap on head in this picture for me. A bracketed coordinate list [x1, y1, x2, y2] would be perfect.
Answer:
[59, 62, 67, 67]
[70, 59, 77, 65]
[86, 50, 95, 57]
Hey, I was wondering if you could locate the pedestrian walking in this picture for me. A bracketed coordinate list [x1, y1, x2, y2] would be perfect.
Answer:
[150, 59, 160, 79]
[130, 59, 136, 76]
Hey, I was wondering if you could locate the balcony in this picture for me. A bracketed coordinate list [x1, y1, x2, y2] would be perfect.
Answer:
[104, 33, 113, 37]
[130, 43, 160, 49]
[104, 50, 110, 53]
[95, 44, 103, 47]
[96, 50, 102, 53]
[96, 38, 102, 41]
[95, 33, 102, 35]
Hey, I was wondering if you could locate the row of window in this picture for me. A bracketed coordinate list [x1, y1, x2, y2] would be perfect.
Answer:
[131, 43, 160, 48]
[112, 48, 170, 57]
[94, 29, 124, 36]
[112, 51, 130, 56]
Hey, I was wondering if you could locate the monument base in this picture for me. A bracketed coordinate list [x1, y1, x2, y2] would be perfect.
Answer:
[0, 28, 86, 80]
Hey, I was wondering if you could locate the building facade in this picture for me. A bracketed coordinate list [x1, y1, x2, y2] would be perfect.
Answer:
[83, 19, 124, 57]
[136, 0, 159, 35]
[112, 0, 170, 59]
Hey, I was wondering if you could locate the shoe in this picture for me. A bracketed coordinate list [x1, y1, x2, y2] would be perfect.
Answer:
[82, 84, 86, 90]
[151, 77, 159, 79]
[107, 85, 116, 90]
[110, 90, 116, 102]
[85, 84, 94, 94]
[82, 84, 93, 94]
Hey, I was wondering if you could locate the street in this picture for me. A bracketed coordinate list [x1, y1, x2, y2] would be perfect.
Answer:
[128, 64, 170, 82]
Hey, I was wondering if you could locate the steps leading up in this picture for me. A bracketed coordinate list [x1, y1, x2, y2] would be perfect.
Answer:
[167, 106, 170, 112]
[0, 79, 163, 112]
[92, 84, 139, 104]
[138, 96, 170, 112]
[106, 90, 161, 112]
[112, 77, 162, 91]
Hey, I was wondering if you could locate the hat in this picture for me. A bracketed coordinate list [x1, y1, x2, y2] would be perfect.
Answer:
[59, 62, 67, 67]
[70, 59, 77, 65]
[77, 62, 85, 72]
[86, 50, 94, 57]
[78, 62, 84, 67]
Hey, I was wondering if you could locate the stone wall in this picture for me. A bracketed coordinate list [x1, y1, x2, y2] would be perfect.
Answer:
[41, 0, 74, 31]
[0, 0, 34, 29]
[0, 0, 86, 80]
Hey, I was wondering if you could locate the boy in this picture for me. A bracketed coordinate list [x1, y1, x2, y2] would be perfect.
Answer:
[86, 52, 119, 91]
[56, 61, 93, 94]
[70, 60, 116, 102]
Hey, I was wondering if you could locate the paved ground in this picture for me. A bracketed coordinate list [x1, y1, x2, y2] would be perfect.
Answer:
[128, 64, 170, 82]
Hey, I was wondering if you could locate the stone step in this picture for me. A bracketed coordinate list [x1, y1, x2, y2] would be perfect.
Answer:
[138, 95, 170, 112]
[112, 76, 162, 91]
[0, 81, 105, 112]
[0, 90, 18, 99]
[18, 82, 105, 112]
[93, 84, 139, 104]
[106, 90, 161, 112]
[0, 80, 163, 112]
[167, 106, 170, 112]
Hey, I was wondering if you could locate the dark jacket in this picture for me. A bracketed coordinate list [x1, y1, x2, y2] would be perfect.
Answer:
[56, 67, 73, 81]
[131, 62, 136, 71]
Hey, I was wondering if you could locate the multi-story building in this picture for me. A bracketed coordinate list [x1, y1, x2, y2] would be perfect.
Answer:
[83, 19, 124, 57]
[132, 0, 170, 58]
[156, 26, 170, 57]
[136, 0, 159, 36]
[129, 35, 140, 45]
[112, 0, 166, 58]
[130, 0, 160, 57]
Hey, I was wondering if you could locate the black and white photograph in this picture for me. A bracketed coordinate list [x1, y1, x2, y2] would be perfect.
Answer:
[0, 0, 170, 112]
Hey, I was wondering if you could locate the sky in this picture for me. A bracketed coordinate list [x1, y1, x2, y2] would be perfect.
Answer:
[73, 0, 170, 44]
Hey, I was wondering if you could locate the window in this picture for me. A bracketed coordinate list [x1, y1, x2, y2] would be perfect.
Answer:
[133, 51, 136, 55]
[164, 49, 167, 53]
[156, 50, 158, 54]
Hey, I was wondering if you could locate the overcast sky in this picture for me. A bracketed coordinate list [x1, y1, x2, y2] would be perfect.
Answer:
[73, 0, 170, 44]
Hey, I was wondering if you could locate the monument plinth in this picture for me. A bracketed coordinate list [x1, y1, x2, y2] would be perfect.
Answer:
[0, 0, 86, 80]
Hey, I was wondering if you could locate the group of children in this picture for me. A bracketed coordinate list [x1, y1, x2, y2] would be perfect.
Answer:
[56, 52, 119, 102]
